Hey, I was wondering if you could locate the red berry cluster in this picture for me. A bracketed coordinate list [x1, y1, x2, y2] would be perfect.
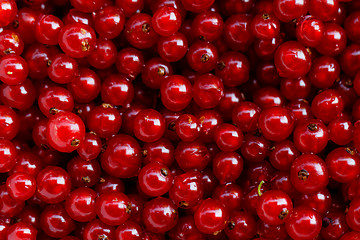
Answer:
[0, 0, 360, 239]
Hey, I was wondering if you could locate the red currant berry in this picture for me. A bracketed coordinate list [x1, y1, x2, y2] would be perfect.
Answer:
[258, 106, 295, 142]
[138, 162, 173, 197]
[257, 190, 293, 225]
[36, 166, 71, 204]
[96, 192, 131, 226]
[94, 6, 125, 39]
[194, 198, 228, 235]
[274, 41, 311, 78]
[46, 111, 85, 153]
[100, 134, 141, 178]
[58, 23, 96, 58]
[160, 75, 192, 112]
[6, 172, 36, 201]
[40, 204, 75, 238]
[133, 109, 165, 143]
[152, 6, 182, 36]
[65, 187, 96, 222]
[290, 154, 329, 194]
[285, 206, 322, 240]
[293, 119, 328, 154]
[143, 197, 178, 233]
[0, 54, 28, 85]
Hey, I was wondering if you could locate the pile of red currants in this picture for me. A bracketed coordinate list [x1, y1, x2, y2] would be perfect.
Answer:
[0, 0, 360, 239]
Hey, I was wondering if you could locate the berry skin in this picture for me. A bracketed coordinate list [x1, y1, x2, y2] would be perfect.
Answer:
[225, 211, 256, 240]
[95, 192, 131, 226]
[273, 0, 309, 22]
[152, 6, 182, 36]
[0, 0, 17, 27]
[256, 190, 293, 226]
[194, 198, 229, 235]
[46, 111, 86, 153]
[5, 222, 37, 240]
[274, 41, 311, 78]
[160, 75, 192, 112]
[0, 54, 28, 85]
[285, 206, 322, 240]
[36, 166, 72, 204]
[212, 151, 243, 184]
[293, 119, 328, 154]
[346, 197, 360, 231]
[311, 89, 344, 123]
[290, 154, 329, 194]
[65, 187, 97, 222]
[169, 170, 204, 208]
[326, 147, 360, 183]
[214, 123, 243, 152]
[6, 172, 36, 201]
[258, 106, 294, 142]
[142, 197, 179, 233]
[40, 204, 75, 238]
[133, 109, 165, 143]
[100, 134, 142, 178]
[138, 162, 173, 197]
[193, 73, 224, 109]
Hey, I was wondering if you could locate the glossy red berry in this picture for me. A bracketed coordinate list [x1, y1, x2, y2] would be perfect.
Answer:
[213, 123, 243, 152]
[76, 132, 102, 161]
[192, 11, 224, 41]
[143, 197, 178, 233]
[133, 109, 165, 142]
[35, 14, 64, 45]
[316, 23, 347, 57]
[65, 187, 97, 222]
[232, 101, 261, 132]
[0, 140, 17, 173]
[257, 190, 293, 225]
[87, 104, 122, 139]
[96, 192, 131, 226]
[46, 111, 85, 153]
[83, 219, 115, 240]
[175, 140, 210, 171]
[100, 134, 141, 178]
[0, 54, 28, 85]
[0, 78, 36, 111]
[251, 13, 280, 40]
[225, 211, 256, 240]
[66, 157, 101, 188]
[47, 54, 78, 84]
[152, 6, 182, 36]
[273, 0, 309, 22]
[212, 151, 243, 184]
[38, 86, 74, 118]
[309, 0, 339, 22]
[311, 89, 344, 123]
[296, 15, 324, 47]
[115, 221, 142, 240]
[326, 147, 360, 183]
[36, 166, 71, 204]
[0, 0, 17, 27]
[274, 41, 311, 78]
[193, 73, 224, 109]
[138, 162, 173, 197]
[160, 75, 192, 112]
[223, 14, 254, 52]
[290, 154, 329, 194]
[40, 204, 75, 238]
[295, 188, 331, 215]
[194, 198, 228, 234]
[187, 40, 218, 73]
[58, 23, 96, 58]
[94, 6, 125, 39]
[6, 172, 36, 201]
[5, 222, 37, 240]
[169, 170, 204, 208]
[259, 106, 294, 142]
[293, 119, 328, 154]
[285, 206, 322, 240]
[70, 0, 105, 13]
[168, 216, 206, 240]
[157, 32, 188, 62]
[0, 106, 20, 140]
[175, 114, 200, 142]
[269, 140, 299, 171]
[125, 13, 159, 49]
[101, 74, 134, 107]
